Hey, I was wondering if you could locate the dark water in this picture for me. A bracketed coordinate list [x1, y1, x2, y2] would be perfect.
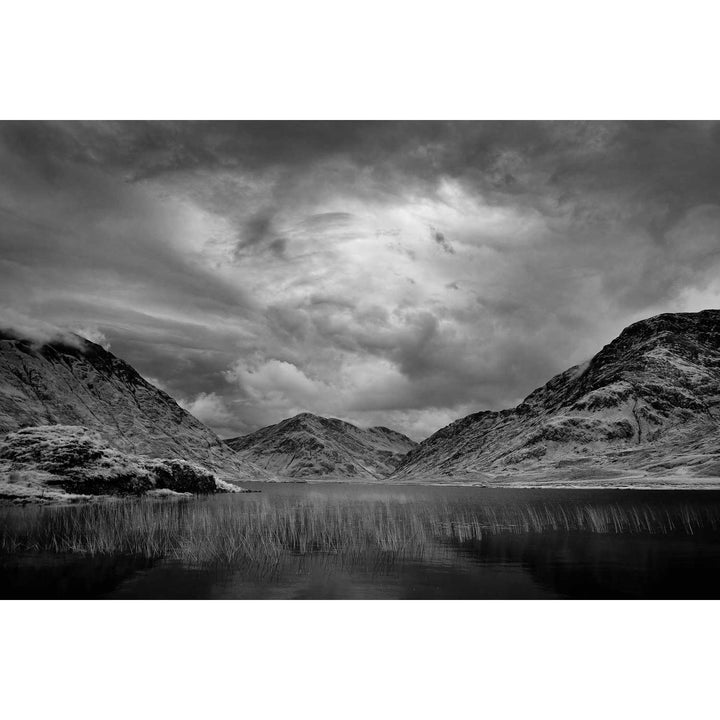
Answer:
[3, 483, 720, 599]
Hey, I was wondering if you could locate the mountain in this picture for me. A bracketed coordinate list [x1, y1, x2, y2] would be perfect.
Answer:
[391, 310, 720, 486]
[226, 412, 417, 479]
[0, 330, 268, 482]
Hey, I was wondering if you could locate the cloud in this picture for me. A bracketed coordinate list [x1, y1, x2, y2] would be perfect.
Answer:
[3, 121, 720, 440]
[228, 359, 328, 407]
[430, 226, 454, 254]
[72, 326, 111, 350]
[0, 309, 83, 347]
[234, 209, 289, 259]
[178, 392, 235, 433]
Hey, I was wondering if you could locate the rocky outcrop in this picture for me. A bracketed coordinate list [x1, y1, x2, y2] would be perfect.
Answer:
[226, 412, 417, 479]
[391, 310, 720, 484]
[0, 330, 269, 482]
[0, 425, 245, 503]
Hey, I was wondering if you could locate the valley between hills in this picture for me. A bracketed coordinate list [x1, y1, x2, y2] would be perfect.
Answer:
[3, 309, 720, 503]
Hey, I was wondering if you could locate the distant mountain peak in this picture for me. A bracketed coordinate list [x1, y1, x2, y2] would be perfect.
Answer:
[288, 412, 318, 420]
[226, 413, 416, 479]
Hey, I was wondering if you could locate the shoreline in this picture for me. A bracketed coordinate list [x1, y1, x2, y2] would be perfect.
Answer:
[5, 475, 720, 506]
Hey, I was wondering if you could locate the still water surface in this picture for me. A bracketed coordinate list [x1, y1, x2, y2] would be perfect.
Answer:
[3, 483, 720, 599]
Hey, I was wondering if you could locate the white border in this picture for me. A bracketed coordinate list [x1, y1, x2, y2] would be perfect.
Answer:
[2, 1, 720, 717]
[2, 0, 720, 119]
[1, 600, 718, 719]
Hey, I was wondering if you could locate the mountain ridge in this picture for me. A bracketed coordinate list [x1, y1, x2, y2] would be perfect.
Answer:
[226, 412, 417, 479]
[0, 329, 269, 482]
[390, 310, 720, 485]
[4, 310, 720, 491]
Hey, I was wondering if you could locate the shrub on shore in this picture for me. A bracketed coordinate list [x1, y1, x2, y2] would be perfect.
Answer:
[0, 425, 234, 502]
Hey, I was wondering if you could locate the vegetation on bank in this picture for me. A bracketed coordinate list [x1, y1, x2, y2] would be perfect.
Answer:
[2, 492, 718, 566]
[0, 425, 241, 502]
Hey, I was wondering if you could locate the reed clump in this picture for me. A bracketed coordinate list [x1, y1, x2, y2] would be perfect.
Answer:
[1, 495, 718, 566]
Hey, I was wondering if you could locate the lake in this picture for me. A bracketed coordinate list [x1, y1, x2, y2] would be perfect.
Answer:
[2, 483, 720, 599]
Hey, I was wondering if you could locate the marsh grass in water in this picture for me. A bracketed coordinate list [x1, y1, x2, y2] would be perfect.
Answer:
[3, 490, 720, 569]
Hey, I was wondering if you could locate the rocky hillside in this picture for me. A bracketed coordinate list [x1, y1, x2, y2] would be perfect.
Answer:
[391, 310, 720, 485]
[0, 330, 268, 482]
[0, 425, 244, 503]
[226, 412, 417, 479]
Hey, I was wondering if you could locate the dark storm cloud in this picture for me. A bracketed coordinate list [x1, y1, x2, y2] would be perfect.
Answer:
[430, 226, 454, 254]
[3, 121, 718, 198]
[0, 136, 255, 314]
[2, 121, 720, 439]
[234, 210, 289, 259]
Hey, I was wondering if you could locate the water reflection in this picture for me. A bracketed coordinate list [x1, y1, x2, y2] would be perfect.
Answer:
[3, 484, 720, 598]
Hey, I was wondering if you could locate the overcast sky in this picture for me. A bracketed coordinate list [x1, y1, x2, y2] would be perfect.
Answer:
[2, 121, 720, 439]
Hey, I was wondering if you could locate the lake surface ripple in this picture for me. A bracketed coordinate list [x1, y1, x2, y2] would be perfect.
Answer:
[3, 483, 720, 599]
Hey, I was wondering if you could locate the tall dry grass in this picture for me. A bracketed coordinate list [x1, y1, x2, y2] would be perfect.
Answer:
[1, 494, 718, 566]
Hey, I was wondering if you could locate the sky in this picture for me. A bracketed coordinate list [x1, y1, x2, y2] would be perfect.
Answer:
[1, 121, 720, 440]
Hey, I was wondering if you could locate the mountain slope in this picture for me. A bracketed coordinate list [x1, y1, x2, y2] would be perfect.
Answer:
[0, 330, 268, 481]
[226, 412, 417, 479]
[391, 310, 720, 485]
